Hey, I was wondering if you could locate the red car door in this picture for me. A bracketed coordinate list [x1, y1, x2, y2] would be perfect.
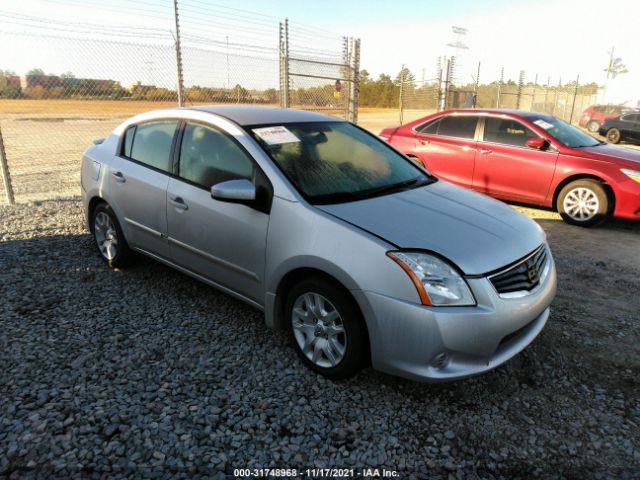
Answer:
[412, 115, 479, 188]
[472, 116, 558, 204]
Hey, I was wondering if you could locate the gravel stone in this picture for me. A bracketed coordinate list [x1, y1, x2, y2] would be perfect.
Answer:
[0, 198, 639, 479]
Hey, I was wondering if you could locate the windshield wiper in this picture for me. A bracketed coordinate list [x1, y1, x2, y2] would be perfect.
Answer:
[353, 176, 433, 199]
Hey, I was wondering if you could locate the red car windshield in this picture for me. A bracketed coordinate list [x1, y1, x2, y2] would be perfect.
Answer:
[528, 115, 601, 148]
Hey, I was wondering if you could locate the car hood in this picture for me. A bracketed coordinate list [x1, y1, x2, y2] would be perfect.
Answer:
[317, 181, 545, 275]
[577, 144, 640, 168]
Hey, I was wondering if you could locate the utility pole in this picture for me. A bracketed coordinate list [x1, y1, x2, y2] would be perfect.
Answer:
[605, 47, 615, 80]
[173, 0, 185, 107]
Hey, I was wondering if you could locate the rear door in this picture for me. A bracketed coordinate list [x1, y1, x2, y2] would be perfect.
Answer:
[472, 116, 558, 204]
[108, 120, 178, 258]
[412, 115, 479, 188]
[166, 121, 270, 303]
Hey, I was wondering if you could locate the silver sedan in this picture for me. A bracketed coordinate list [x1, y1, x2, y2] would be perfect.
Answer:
[81, 106, 557, 382]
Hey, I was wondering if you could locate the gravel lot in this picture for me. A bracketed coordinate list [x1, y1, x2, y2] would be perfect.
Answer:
[1, 198, 639, 479]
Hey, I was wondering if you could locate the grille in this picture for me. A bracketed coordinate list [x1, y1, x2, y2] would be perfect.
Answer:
[489, 246, 547, 295]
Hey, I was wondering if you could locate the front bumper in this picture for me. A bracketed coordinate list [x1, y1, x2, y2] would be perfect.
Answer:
[353, 251, 557, 382]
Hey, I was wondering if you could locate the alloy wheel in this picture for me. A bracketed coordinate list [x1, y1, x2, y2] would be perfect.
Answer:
[562, 187, 600, 222]
[94, 212, 119, 260]
[291, 292, 347, 368]
[607, 129, 620, 143]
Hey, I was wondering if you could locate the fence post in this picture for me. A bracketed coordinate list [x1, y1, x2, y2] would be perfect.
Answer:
[444, 57, 453, 110]
[435, 57, 443, 112]
[347, 38, 360, 124]
[279, 18, 290, 108]
[472, 61, 480, 108]
[399, 64, 405, 125]
[516, 70, 524, 109]
[543, 77, 550, 113]
[0, 124, 15, 205]
[569, 75, 579, 125]
[496, 67, 503, 108]
[172, 0, 185, 107]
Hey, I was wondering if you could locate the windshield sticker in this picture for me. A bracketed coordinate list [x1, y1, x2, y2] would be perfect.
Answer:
[533, 119, 554, 130]
[253, 126, 300, 145]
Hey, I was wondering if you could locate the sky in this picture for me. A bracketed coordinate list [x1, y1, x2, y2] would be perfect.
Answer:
[1, 0, 639, 103]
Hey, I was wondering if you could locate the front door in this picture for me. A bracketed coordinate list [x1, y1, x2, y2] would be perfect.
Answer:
[473, 116, 558, 204]
[166, 122, 270, 303]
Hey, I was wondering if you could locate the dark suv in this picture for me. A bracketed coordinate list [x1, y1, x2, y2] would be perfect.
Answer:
[579, 105, 634, 133]
[599, 113, 640, 145]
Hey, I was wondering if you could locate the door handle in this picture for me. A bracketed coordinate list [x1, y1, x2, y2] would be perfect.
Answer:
[419, 139, 430, 145]
[478, 148, 493, 154]
[112, 171, 126, 183]
[169, 196, 188, 211]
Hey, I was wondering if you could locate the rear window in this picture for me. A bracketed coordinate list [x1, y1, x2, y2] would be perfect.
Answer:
[430, 116, 478, 139]
[128, 121, 178, 172]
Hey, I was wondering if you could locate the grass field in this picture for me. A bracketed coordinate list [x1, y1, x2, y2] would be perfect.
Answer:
[2, 99, 631, 205]
[0, 99, 420, 204]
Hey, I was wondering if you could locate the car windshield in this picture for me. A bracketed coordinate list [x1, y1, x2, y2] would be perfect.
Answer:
[527, 114, 601, 148]
[248, 121, 434, 204]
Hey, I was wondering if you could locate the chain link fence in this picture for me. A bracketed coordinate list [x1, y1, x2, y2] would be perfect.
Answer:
[0, 1, 359, 204]
[393, 60, 599, 126]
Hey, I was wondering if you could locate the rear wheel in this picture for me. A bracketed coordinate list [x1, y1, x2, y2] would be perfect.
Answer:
[92, 203, 132, 268]
[557, 179, 611, 227]
[606, 128, 621, 144]
[586, 120, 599, 133]
[286, 277, 367, 379]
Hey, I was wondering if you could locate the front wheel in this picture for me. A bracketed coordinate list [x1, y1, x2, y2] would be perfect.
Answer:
[286, 278, 367, 379]
[586, 120, 599, 133]
[606, 128, 621, 144]
[557, 180, 611, 227]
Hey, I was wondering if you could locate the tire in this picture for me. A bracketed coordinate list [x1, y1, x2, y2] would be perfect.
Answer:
[586, 120, 599, 133]
[92, 203, 132, 268]
[286, 277, 368, 379]
[606, 128, 621, 144]
[557, 179, 611, 227]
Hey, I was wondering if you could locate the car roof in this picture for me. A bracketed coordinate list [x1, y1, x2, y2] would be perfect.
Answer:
[186, 105, 341, 126]
[441, 108, 546, 118]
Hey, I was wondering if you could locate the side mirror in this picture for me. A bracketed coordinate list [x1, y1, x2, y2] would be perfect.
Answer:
[526, 137, 548, 150]
[211, 179, 256, 203]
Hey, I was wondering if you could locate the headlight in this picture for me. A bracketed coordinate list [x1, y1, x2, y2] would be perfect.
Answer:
[621, 169, 640, 183]
[387, 252, 475, 306]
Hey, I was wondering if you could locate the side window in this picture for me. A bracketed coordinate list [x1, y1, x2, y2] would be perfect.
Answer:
[434, 116, 478, 139]
[416, 119, 440, 135]
[593, 106, 604, 113]
[483, 118, 538, 148]
[179, 123, 254, 188]
[128, 120, 178, 172]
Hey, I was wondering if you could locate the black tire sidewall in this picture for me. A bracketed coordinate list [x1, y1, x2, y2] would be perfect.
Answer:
[557, 180, 611, 227]
[92, 203, 131, 268]
[607, 128, 621, 144]
[286, 278, 367, 379]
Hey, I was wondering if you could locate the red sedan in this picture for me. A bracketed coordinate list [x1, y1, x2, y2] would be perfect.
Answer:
[380, 109, 640, 226]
